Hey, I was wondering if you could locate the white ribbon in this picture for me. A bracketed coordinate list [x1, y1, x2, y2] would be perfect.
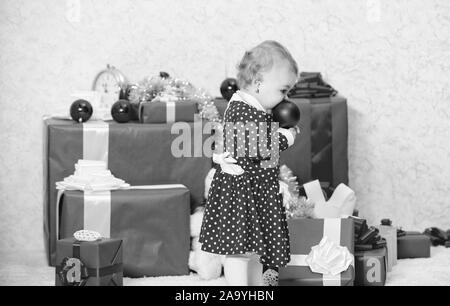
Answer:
[82, 121, 109, 163]
[166, 101, 176, 123]
[286, 218, 355, 286]
[304, 180, 356, 218]
[84, 191, 111, 238]
[322, 218, 344, 286]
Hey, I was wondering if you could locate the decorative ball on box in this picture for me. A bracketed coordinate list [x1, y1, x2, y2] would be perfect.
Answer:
[111, 99, 132, 123]
[220, 78, 239, 101]
[272, 99, 301, 128]
[159, 71, 170, 79]
[70, 99, 93, 123]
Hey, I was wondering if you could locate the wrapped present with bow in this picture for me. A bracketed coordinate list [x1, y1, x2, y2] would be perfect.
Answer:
[279, 218, 355, 286]
[43, 118, 212, 266]
[55, 234, 123, 286]
[129, 73, 214, 124]
[56, 184, 191, 277]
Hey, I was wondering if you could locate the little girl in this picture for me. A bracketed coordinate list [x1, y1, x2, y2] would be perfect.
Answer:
[199, 41, 299, 286]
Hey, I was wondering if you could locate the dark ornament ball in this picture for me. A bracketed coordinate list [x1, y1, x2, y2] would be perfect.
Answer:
[160, 71, 170, 79]
[220, 78, 239, 101]
[272, 99, 301, 128]
[70, 99, 93, 123]
[111, 99, 132, 123]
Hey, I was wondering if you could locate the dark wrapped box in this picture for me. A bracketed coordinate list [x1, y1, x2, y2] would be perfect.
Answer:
[354, 247, 387, 286]
[213, 97, 229, 118]
[139, 100, 198, 123]
[397, 232, 430, 259]
[279, 218, 355, 286]
[55, 237, 123, 286]
[280, 96, 348, 187]
[44, 118, 212, 266]
[58, 186, 190, 277]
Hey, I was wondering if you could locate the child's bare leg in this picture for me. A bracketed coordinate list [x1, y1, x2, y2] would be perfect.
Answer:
[224, 254, 251, 286]
[247, 254, 263, 286]
[224, 253, 264, 286]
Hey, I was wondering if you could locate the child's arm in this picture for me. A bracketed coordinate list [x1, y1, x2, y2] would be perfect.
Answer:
[225, 102, 297, 165]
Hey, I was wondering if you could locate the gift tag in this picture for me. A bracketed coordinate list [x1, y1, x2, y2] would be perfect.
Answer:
[74, 230, 101, 242]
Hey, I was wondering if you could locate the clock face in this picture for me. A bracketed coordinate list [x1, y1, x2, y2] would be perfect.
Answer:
[94, 72, 122, 110]
[94, 72, 121, 96]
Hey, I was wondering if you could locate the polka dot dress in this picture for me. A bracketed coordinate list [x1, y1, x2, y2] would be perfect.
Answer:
[199, 99, 292, 268]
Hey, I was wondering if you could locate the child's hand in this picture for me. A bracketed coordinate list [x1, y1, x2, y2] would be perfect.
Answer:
[288, 126, 300, 138]
[213, 152, 245, 175]
[277, 126, 300, 147]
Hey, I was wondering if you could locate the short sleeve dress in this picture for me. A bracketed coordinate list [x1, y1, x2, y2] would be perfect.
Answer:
[199, 91, 293, 268]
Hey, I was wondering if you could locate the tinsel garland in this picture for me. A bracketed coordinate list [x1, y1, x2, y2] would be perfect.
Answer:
[279, 165, 315, 219]
[128, 73, 222, 123]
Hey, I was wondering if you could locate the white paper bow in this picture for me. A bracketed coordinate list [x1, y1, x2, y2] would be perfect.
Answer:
[55, 160, 130, 192]
[304, 180, 356, 218]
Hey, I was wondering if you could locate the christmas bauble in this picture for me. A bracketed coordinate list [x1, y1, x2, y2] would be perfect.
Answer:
[159, 71, 170, 79]
[70, 99, 93, 123]
[272, 99, 301, 128]
[111, 99, 132, 123]
[220, 78, 239, 101]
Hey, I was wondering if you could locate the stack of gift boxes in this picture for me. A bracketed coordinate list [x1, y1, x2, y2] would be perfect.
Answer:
[44, 101, 210, 285]
[45, 92, 431, 286]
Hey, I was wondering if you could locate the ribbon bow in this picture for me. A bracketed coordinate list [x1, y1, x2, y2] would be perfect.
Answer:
[304, 180, 356, 218]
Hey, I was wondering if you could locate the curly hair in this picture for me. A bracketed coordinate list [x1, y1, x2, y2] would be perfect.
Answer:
[236, 40, 299, 89]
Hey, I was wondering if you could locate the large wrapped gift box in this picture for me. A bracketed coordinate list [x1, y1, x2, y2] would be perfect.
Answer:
[44, 118, 212, 266]
[58, 186, 190, 277]
[280, 96, 348, 188]
[279, 218, 355, 286]
[354, 247, 387, 286]
[56, 237, 123, 286]
[397, 232, 431, 259]
[139, 100, 198, 123]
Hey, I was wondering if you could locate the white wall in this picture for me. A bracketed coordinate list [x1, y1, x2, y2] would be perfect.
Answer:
[1, 0, 449, 264]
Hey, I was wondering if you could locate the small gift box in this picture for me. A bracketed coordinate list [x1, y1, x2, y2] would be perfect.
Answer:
[279, 218, 355, 286]
[57, 185, 191, 277]
[354, 247, 387, 286]
[139, 100, 198, 123]
[55, 237, 123, 286]
[397, 232, 430, 259]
